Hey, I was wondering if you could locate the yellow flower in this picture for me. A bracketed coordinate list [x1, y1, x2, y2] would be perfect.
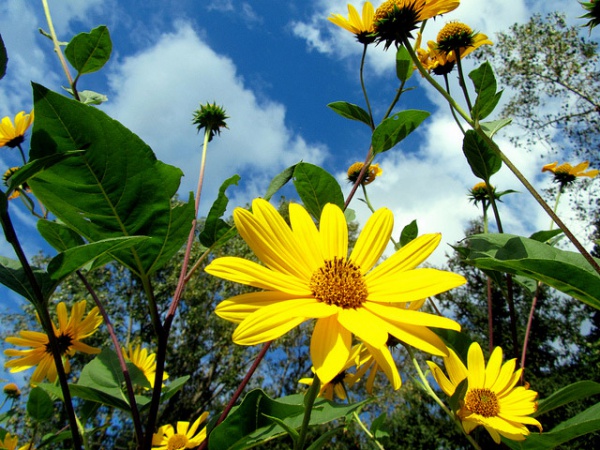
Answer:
[152, 412, 209, 450]
[3, 382, 21, 398]
[205, 199, 466, 387]
[328, 2, 376, 44]
[3, 167, 31, 200]
[373, 0, 460, 49]
[542, 161, 599, 189]
[347, 162, 383, 185]
[4, 301, 103, 384]
[0, 432, 33, 450]
[428, 342, 543, 444]
[0, 110, 34, 149]
[122, 344, 168, 389]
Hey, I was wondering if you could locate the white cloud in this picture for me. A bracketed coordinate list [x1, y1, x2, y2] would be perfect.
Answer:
[103, 22, 327, 214]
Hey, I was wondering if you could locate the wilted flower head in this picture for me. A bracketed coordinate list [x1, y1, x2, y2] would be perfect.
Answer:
[347, 162, 383, 185]
[328, 2, 376, 44]
[192, 102, 229, 141]
[373, 0, 460, 49]
[0, 110, 34, 149]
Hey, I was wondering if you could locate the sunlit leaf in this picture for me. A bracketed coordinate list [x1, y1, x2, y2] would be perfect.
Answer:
[371, 110, 429, 155]
[327, 101, 372, 127]
[200, 174, 240, 247]
[462, 130, 502, 181]
[293, 162, 344, 220]
[65, 25, 112, 75]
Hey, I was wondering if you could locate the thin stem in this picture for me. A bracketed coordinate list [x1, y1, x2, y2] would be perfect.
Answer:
[197, 341, 272, 450]
[406, 347, 481, 450]
[295, 372, 321, 450]
[382, 79, 407, 120]
[17, 143, 27, 165]
[359, 44, 375, 130]
[481, 201, 494, 353]
[0, 200, 83, 449]
[76, 271, 144, 446]
[352, 411, 385, 450]
[344, 149, 374, 210]
[454, 52, 473, 114]
[40, 0, 78, 100]
[443, 75, 466, 135]
[521, 282, 541, 379]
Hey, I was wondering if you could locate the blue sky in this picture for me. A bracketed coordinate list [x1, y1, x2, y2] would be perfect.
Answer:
[0, 0, 597, 283]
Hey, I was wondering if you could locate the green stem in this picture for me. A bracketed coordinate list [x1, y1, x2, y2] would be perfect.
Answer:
[359, 44, 375, 130]
[382, 79, 407, 120]
[295, 373, 321, 450]
[406, 347, 481, 450]
[454, 52, 473, 114]
[17, 143, 27, 165]
[352, 411, 385, 450]
[443, 75, 466, 135]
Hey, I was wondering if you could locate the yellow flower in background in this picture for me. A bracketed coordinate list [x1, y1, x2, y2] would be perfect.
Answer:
[123, 344, 168, 389]
[428, 342, 542, 444]
[152, 412, 209, 450]
[436, 21, 492, 56]
[0, 110, 34, 148]
[0, 432, 33, 450]
[3, 382, 21, 398]
[346, 162, 383, 185]
[3, 167, 31, 200]
[373, 0, 460, 49]
[542, 161, 599, 189]
[4, 301, 103, 384]
[205, 199, 466, 387]
[328, 2, 376, 44]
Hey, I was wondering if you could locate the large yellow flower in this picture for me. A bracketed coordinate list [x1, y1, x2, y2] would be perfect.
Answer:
[373, 0, 460, 49]
[428, 342, 542, 444]
[0, 110, 34, 149]
[152, 412, 208, 450]
[4, 300, 103, 384]
[122, 344, 168, 389]
[205, 199, 466, 387]
[328, 2, 376, 44]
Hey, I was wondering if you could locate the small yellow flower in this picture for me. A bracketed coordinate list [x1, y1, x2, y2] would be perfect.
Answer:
[3, 167, 31, 200]
[4, 301, 103, 384]
[542, 161, 599, 189]
[122, 344, 168, 389]
[328, 2, 376, 44]
[152, 412, 209, 450]
[373, 0, 460, 49]
[0, 432, 33, 450]
[347, 162, 383, 185]
[0, 110, 34, 149]
[3, 382, 21, 398]
[206, 199, 466, 387]
[428, 342, 543, 444]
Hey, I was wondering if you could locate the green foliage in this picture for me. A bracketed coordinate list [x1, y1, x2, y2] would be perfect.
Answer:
[65, 26, 112, 76]
[27, 387, 54, 422]
[468, 62, 502, 121]
[462, 130, 502, 181]
[199, 174, 240, 247]
[399, 219, 418, 248]
[395, 45, 413, 82]
[292, 162, 344, 220]
[371, 110, 429, 155]
[327, 101, 372, 127]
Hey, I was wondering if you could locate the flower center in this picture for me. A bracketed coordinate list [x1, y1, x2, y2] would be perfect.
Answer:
[168, 434, 189, 450]
[309, 257, 368, 309]
[437, 22, 475, 52]
[45, 332, 74, 356]
[464, 388, 500, 417]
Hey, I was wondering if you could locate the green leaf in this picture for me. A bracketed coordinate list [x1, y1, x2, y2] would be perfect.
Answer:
[199, 174, 240, 247]
[0, 34, 7, 80]
[327, 101, 372, 127]
[528, 229, 563, 244]
[293, 162, 344, 220]
[65, 25, 112, 75]
[208, 389, 369, 450]
[463, 233, 600, 310]
[469, 62, 503, 120]
[28, 84, 194, 277]
[305, 427, 344, 450]
[370, 412, 390, 439]
[0, 256, 57, 305]
[62, 87, 108, 105]
[47, 236, 149, 281]
[37, 220, 85, 252]
[399, 220, 418, 247]
[395, 45, 413, 82]
[264, 164, 296, 201]
[371, 110, 429, 155]
[503, 402, 600, 449]
[535, 381, 600, 417]
[462, 130, 502, 181]
[480, 118, 512, 137]
[27, 387, 54, 422]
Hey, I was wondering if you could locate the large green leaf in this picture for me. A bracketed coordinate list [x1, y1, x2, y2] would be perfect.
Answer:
[47, 236, 149, 281]
[37, 220, 85, 252]
[327, 101, 372, 127]
[28, 84, 194, 277]
[469, 62, 502, 120]
[27, 387, 54, 422]
[208, 389, 369, 450]
[65, 26, 112, 75]
[0, 256, 57, 305]
[462, 130, 502, 181]
[371, 110, 429, 155]
[535, 381, 600, 417]
[293, 162, 344, 220]
[462, 233, 600, 310]
[503, 402, 600, 449]
[199, 174, 240, 247]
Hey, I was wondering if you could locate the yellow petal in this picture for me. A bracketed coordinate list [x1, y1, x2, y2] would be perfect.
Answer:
[289, 202, 323, 272]
[484, 346, 503, 389]
[215, 291, 299, 323]
[319, 203, 348, 260]
[427, 360, 455, 396]
[444, 348, 468, 386]
[311, 315, 351, 385]
[205, 257, 311, 295]
[467, 342, 486, 388]
[363, 301, 461, 331]
[337, 308, 388, 348]
[349, 207, 393, 273]
[363, 342, 401, 390]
